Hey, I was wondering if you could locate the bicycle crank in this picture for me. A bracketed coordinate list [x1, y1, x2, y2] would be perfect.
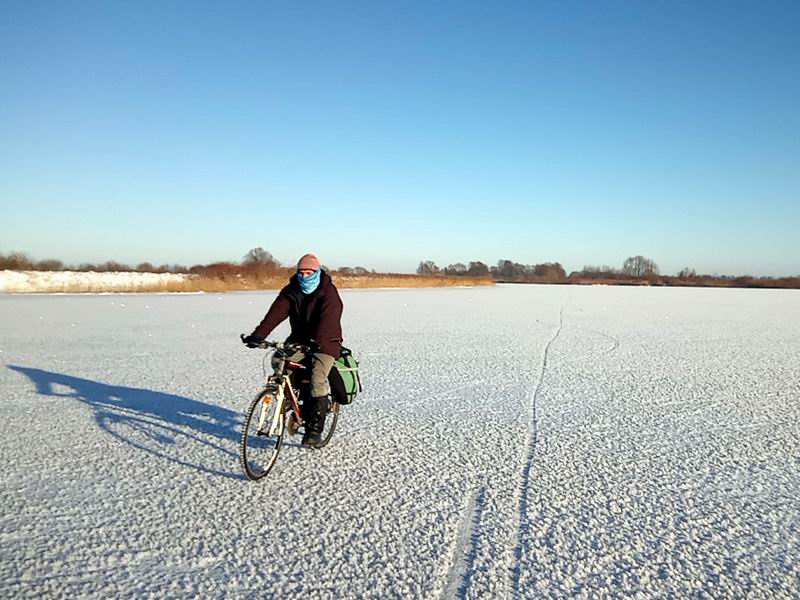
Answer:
[286, 412, 301, 436]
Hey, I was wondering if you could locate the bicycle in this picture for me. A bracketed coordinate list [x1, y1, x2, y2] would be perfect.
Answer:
[239, 339, 340, 480]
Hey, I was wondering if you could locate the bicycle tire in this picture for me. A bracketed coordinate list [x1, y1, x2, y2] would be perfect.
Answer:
[315, 400, 340, 448]
[240, 388, 285, 480]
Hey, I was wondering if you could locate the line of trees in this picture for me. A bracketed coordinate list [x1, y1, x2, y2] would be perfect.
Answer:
[418, 259, 567, 281]
[0, 251, 191, 274]
[0, 248, 284, 275]
[575, 255, 660, 279]
[418, 255, 662, 282]
[417, 255, 800, 288]
[0, 248, 374, 279]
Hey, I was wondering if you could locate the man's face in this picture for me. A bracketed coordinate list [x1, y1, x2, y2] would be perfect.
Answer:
[298, 269, 315, 277]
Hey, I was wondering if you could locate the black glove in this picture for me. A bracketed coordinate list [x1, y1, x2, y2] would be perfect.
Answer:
[241, 334, 264, 348]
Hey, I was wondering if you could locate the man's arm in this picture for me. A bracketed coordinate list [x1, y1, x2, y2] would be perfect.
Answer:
[315, 287, 344, 356]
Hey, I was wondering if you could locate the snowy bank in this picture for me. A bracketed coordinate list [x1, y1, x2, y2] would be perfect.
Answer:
[0, 270, 191, 292]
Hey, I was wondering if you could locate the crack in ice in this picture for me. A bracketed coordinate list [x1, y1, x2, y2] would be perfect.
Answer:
[510, 300, 567, 598]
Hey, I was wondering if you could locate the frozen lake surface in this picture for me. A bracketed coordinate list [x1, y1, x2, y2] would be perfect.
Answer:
[2, 285, 799, 598]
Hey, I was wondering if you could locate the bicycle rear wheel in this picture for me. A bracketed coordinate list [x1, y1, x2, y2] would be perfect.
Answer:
[240, 388, 285, 480]
[315, 400, 340, 448]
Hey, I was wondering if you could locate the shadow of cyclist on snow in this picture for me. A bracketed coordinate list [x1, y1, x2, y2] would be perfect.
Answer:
[9, 365, 244, 480]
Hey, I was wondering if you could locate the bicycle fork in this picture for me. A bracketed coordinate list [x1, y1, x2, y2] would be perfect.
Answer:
[256, 385, 285, 437]
[270, 384, 287, 436]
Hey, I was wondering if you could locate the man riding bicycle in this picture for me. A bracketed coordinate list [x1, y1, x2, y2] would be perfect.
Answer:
[241, 253, 343, 448]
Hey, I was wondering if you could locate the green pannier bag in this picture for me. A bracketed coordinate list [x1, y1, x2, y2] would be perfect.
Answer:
[331, 346, 362, 405]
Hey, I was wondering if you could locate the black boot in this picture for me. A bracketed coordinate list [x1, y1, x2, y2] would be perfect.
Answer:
[302, 396, 329, 447]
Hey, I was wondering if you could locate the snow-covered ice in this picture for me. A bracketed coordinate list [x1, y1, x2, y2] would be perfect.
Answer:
[1, 285, 799, 598]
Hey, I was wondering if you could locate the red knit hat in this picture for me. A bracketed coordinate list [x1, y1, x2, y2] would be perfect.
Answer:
[297, 253, 320, 271]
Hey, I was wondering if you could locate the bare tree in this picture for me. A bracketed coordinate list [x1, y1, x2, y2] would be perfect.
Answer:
[467, 261, 490, 277]
[98, 260, 132, 272]
[417, 260, 440, 275]
[533, 262, 566, 280]
[513, 262, 530, 278]
[243, 247, 277, 266]
[495, 259, 515, 279]
[579, 265, 619, 278]
[34, 259, 64, 271]
[622, 255, 659, 277]
[445, 263, 467, 275]
[0, 251, 34, 270]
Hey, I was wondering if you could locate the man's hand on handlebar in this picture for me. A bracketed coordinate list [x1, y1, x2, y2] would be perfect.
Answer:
[240, 333, 265, 348]
[240, 336, 316, 354]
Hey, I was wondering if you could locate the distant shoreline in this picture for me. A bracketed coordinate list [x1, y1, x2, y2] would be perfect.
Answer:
[3, 270, 798, 293]
[0, 270, 495, 293]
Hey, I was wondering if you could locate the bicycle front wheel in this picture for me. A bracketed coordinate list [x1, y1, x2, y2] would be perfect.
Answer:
[240, 388, 285, 480]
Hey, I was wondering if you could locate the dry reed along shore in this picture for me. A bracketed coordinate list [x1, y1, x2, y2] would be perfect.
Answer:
[2, 271, 495, 293]
[144, 273, 496, 293]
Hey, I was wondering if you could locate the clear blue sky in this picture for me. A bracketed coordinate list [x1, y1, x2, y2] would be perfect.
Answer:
[1, 1, 798, 276]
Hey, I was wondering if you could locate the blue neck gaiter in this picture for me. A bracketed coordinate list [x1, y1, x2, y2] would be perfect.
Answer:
[298, 269, 321, 294]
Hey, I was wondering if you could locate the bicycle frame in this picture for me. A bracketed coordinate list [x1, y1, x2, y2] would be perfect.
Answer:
[262, 379, 300, 436]
[260, 346, 307, 436]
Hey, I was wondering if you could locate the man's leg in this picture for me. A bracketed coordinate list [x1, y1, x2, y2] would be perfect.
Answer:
[310, 352, 335, 398]
[303, 352, 336, 446]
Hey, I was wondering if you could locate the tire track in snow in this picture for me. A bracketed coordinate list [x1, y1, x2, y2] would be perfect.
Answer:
[440, 482, 488, 599]
[510, 300, 567, 597]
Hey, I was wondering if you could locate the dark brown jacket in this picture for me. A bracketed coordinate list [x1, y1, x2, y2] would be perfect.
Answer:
[252, 271, 343, 357]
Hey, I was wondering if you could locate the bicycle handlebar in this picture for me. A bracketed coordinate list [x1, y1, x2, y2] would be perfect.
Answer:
[239, 334, 314, 354]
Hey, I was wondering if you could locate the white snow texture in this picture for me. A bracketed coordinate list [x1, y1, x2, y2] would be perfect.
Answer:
[1, 285, 799, 598]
